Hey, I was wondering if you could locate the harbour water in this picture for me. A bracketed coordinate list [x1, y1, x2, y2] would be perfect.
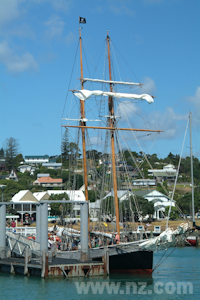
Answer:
[0, 247, 200, 299]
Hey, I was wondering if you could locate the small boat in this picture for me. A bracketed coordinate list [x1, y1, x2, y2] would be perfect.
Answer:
[186, 236, 197, 246]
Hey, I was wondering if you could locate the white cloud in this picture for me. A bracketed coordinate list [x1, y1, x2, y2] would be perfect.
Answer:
[117, 97, 188, 140]
[142, 77, 156, 95]
[0, 41, 39, 73]
[44, 15, 65, 39]
[0, 0, 23, 26]
[51, 0, 73, 13]
[64, 31, 76, 46]
[187, 87, 200, 125]
[33, 0, 73, 12]
[144, 0, 164, 3]
[109, 3, 135, 16]
[149, 107, 188, 139]
[4, 23, 36, 39]
[116, 77, 156, 122]
[117, 100, 138, 121]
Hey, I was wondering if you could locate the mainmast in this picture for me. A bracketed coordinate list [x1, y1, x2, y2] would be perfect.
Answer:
[79, 28, 89, 202]
[106, 31, 120, 238]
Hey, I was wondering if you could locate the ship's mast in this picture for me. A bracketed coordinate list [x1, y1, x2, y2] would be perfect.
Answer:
[106, 31, 120, 238]
[189, 112, 195, 226]
[79, 28, 89, 202]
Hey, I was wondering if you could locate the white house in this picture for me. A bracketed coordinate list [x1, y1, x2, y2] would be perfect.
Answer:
[18, 165, 36, 175]
[134, 189, 176, 220]
[133, 179, 156, 186]
[25, 155, 49, 165]
[33, 191, 50, 201]
[148, 164, 177, 182]
[11, 190, 39, 221]
[42, 163, 62, 169]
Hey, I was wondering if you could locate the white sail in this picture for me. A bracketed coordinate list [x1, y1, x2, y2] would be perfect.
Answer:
[80, 78, 142, 86]
[73, 89, 154, 104]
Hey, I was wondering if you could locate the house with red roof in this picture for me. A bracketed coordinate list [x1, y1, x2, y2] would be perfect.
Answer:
[33, 176, 63, 188]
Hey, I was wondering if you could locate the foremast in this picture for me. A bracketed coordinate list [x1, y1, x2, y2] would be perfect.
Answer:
[189, 112, 195, 227]
[107, 31, 120, 238]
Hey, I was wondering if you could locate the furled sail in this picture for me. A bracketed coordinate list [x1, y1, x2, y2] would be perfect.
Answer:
[73, 89, 154, 104]
[80, 78, 142, 86]
[139, 222, 190, 251]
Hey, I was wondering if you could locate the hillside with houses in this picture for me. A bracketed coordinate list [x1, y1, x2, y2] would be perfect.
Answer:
[1, 139, 200, 222]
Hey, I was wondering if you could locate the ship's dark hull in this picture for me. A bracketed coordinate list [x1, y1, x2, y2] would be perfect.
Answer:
[93, 249, 153, 275]
[109, 250, 153, 275]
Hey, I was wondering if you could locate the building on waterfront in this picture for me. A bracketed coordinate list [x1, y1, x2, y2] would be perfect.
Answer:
[11, 189, 86, 220]
[11, 190, 39, 221]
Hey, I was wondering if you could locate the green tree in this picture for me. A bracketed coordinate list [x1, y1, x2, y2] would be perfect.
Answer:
[14, 154, 24, 166]
[0, 148, 4, 158]
[156, 181, 169, 195]
[49, 193, 69, 216]
[69, 142, 80, 162]
[88, 190, 100, 202]
[165, 206, 179, 220]
[86, 150, 102, 160]
[61, 129, 69, 162]
[3, 137, 20, 171]
[176, 188, 200, 215]
[129, 196, 154, 217]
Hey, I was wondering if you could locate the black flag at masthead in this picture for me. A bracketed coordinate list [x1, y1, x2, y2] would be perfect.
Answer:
[79, 17, 86, 24]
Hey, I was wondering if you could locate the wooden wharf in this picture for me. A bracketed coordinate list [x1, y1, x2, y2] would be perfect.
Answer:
[0, 201, 109, 278]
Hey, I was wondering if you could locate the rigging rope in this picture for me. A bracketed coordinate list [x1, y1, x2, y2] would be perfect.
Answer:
[153, 247, 176, 272]
[166, 116, 190, 228]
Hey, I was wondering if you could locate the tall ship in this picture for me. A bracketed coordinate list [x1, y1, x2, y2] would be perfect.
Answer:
[61, 26, 163, 275]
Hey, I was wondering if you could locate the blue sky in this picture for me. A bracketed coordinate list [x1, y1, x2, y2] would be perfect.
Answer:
[1, 0, 200, 160]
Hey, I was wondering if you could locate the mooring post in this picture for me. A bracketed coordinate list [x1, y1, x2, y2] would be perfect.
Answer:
[102, 249, 109, 275]
[0, 204, 6, 259]
[36, 204, 41, 243]
[24, 248, 31, 275]
[41, 250, 49, 278]
[80, 201, 88, 261]
[40, 202, 48, 253]
[40, 202, 48, 277]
